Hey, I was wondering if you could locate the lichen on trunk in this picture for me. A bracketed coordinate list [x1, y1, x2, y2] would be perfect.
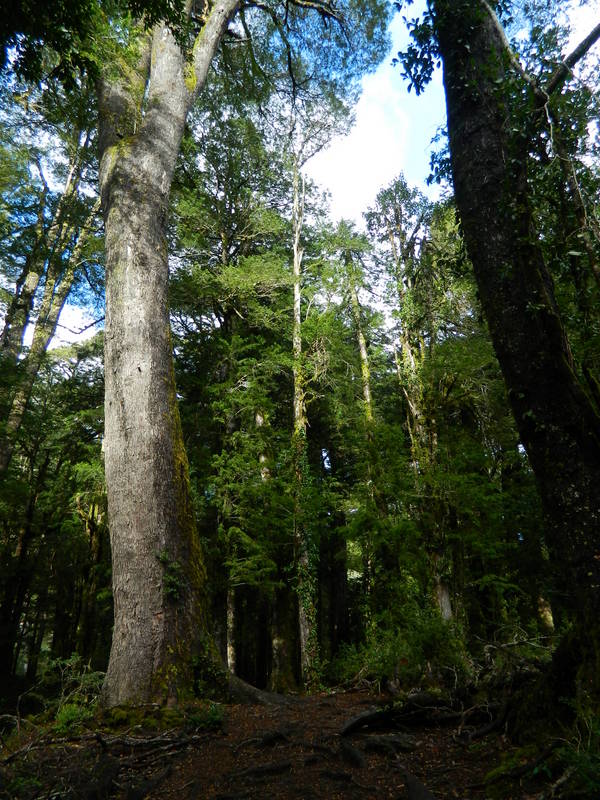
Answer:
[97, 3, 240, 706]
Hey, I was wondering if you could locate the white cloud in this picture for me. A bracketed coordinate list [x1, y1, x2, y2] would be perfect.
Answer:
[567, 0, 600, 47]
[306, 8, 446, 226]
[307, 67, 410, 225]
[20, 304, 102, 351]
[306, 0, 600, 228]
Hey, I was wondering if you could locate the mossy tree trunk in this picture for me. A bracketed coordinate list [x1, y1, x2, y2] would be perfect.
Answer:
[290, 157, 319, 689]
[433, 0, 600, 694]
[97, 2, 239, 706]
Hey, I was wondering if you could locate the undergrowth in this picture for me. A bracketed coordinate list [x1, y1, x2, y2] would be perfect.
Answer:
[328, 608, 471, 691]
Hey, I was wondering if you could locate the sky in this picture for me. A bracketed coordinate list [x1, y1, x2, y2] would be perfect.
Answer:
[307, 0, 600, 227]
[49, 0, 600, 347]
[306, 9, 446, 226]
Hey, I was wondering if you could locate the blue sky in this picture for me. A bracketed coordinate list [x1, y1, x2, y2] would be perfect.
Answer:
[51, 0, 600, 345]
[307, 7, 446, 225]
[307, 0, 600, 227]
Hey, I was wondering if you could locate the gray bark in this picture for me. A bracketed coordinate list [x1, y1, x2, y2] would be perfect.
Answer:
[347, 273, 373, 423]
[290, 157, 318, 688]
[98, 1, 239, 706]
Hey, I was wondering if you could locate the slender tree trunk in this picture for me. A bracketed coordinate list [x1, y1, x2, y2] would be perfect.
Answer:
[25, 595, 47, 681]
[434, 0, 600, 688]
[76, 501, 106, 663]
[0, 453, 50, 679]
[290, 158, 319, 689]
[97, 2, 239, 706]
[0, 201, 99, 476]
[0, 201, 46, 370]
[344, 258, 383, 612]
[347, 273, 373, 423]
[292, 161, 306, 440]
[226, 586, 236, 673]
[0, 143, 87, 367]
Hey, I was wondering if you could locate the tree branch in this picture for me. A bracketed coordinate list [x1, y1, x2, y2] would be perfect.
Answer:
[545, 21, 600, 96]
[481, 2, 600, 103]
[188, 0, 241, 104]
[480, 0, 546, 101]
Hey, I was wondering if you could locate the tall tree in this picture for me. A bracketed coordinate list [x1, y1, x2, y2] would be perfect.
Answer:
[0, 78, 101, 476]
[400, 0, 600, 696]
[97, 0, 388, 704]
[96, 5, 240, 706]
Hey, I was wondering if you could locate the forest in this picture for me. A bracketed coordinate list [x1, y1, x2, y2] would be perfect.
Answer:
[1, 0, 599, 797]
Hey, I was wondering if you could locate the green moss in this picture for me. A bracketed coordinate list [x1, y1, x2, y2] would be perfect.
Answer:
[99, 703, 184, 731]
[99, 700, 223, 734]
[483, 745, 541, 799]
[104, 706, 131, 727]
[184, 62, 197, 92]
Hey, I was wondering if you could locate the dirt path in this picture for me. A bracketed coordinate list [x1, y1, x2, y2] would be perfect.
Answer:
[152, 691, 502, 800]
[1, 690, 530, 799]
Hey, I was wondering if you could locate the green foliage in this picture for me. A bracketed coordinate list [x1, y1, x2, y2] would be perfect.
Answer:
[5, 775, 43, 796]
[2, 0, 188, 86]
[20, 654, 106, 733]
[184, 701, 224, 731]
[330, 608, 470, 689]
[54, 701, 95, 734]
[46, 654, 105, 705]
[0, 0, 571, 711]
[558, 712, 600, 796]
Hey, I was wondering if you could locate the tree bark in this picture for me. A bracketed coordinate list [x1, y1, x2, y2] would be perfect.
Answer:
[97, 2, 239, 706]
[433, 0, 600, 675]
[347, 269, 373, 423]
[290, 157, 319, 689]
[0, 200, 99, 475]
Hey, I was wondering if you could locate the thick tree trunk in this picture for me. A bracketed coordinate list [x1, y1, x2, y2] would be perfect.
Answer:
[434, 0, 600, 685]
[97, 3, 239, 706]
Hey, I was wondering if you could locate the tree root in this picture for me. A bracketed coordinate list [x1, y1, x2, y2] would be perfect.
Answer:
[227, 673, 299, 707]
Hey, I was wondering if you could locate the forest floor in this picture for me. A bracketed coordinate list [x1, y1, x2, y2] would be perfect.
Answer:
[0, 688, 563, 800]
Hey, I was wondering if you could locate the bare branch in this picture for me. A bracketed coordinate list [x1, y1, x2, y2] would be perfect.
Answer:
[545, 21, 600, 95]
[287, 0, 343, 25]
[481, 0, 547, 102]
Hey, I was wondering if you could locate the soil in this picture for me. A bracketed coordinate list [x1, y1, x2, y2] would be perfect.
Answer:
[0, 690, 551, 799]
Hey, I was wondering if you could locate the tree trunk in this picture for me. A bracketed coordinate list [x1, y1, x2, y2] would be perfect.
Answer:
[0, 143, 87, 369]
[347, 273, 373, 423]
[0, 201, 99, 476]
[268, 583, 298, 693]
[226, 586, 236, 673]
[434, 0, 600, 689]
[0, 453, 50, 680]
[290, 158, 319, 689]
[97, 3, 239, 706]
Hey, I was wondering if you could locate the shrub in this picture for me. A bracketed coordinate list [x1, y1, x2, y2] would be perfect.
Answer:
[329, 609, 470, 691]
